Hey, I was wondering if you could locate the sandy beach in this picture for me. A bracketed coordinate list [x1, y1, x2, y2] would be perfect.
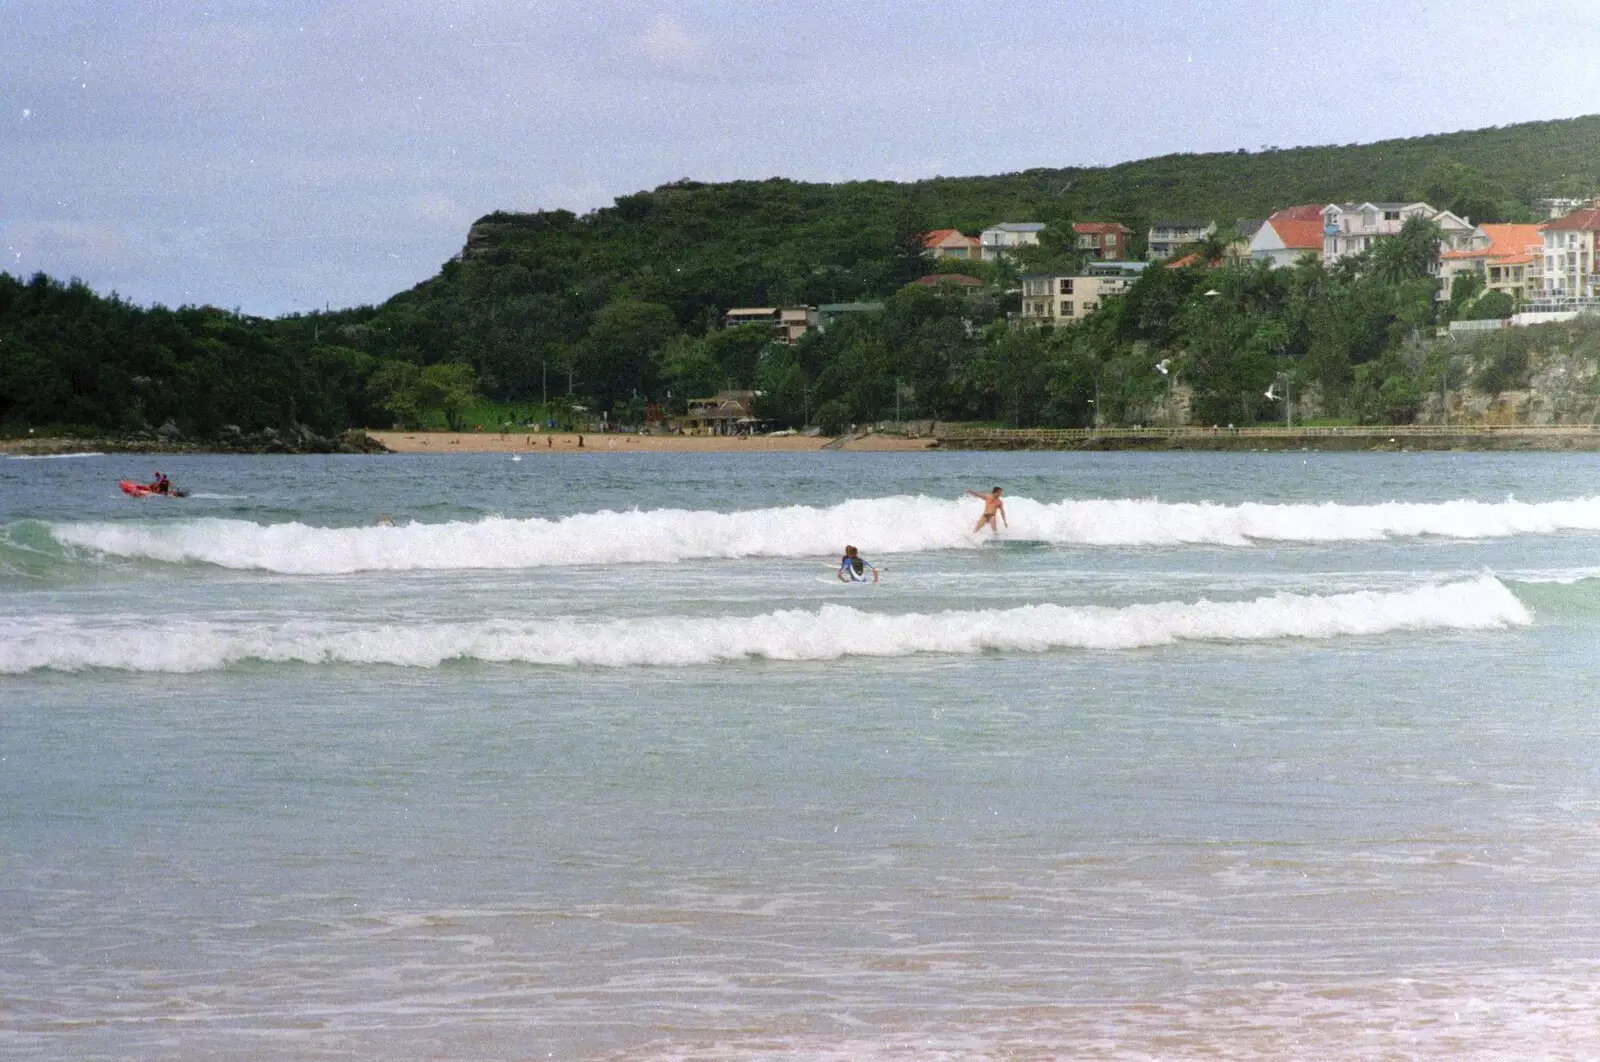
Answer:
[366, 430, 937, 453]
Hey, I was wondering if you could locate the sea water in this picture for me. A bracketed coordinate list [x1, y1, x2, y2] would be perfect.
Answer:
[2, 449, 1599, 1060]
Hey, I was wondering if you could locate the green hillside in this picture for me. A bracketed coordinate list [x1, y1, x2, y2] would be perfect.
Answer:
[5, 115, 1600, 438]
[368, 112, 1600, 363]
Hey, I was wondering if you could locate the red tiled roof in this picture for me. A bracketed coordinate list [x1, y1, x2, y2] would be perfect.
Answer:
[1073, 222, 1131, 235]
[1543, 208, 1600, 232]
[923, 229, 977, 248]
[1440, 223, 1545, 262]
[1269, 204, 1328, 223]
[1165, 252, 1202, 269]
[1270, 218, 1324, 250]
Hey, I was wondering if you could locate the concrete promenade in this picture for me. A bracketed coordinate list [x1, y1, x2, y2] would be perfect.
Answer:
[934, 424, 1600, 452]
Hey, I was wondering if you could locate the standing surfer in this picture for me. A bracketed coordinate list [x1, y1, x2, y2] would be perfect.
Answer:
[967, 486, 1006, 533]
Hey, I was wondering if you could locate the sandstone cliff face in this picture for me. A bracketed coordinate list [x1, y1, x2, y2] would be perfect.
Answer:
[1424, 317, 1600, 427]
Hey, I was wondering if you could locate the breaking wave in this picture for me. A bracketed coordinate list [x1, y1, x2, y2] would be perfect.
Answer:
[41, 493, 1600, 573]
[1, 451, 106, 460]
[0, 576, 1529, 674]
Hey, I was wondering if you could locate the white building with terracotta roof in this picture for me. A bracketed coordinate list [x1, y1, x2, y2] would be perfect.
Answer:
[1540, 207, 1600, 301]
[1249, 205, 1328, 268]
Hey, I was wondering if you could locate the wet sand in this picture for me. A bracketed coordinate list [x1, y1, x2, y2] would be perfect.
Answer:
[367, 431, 936, 453]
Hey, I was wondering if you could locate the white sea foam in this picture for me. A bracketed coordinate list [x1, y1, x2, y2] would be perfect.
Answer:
[45, 493, 1600, 573]
[3, 451, 106, 460]
[0, 576, 1528, 673]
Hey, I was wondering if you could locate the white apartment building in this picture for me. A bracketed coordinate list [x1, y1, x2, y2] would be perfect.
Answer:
[1540, 207, 1600, 301]
[1145, 220, 1215, 260]
[1019, 262, 1147, 324]
[1320, 202, 1478, 264]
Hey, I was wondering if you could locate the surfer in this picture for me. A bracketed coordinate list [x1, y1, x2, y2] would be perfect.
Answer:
[966, 486, 1006, 533]
[837, 545, 879, 583]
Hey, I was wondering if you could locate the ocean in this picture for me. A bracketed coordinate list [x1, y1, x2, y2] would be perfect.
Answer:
[3, 449, 1599, 1060]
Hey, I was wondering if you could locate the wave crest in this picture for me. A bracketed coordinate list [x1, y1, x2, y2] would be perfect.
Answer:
[42, 493, 1600, 573]
[0, 577, 1529, 673]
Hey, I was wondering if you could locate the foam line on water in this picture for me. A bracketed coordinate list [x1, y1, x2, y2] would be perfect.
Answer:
[2, 451, 106, 460]
[44, 494, 1600, 573]
[0, 576, 1529, 674]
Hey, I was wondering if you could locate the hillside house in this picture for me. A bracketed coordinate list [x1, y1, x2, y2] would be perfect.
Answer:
[1146, 220, 1216, 260]
[1019, 262, 1147, 325]
[1250, 205, 1328, 267]
[721, 306, 813, 344]
[980, 222, 1045, 261]
[1320, 202, 1478, 264]
[922, 229, 981, 259]
[1437, 223, 1545, 302]
[1226, 220, 1265, 265]
[1073, 222, 1133, 260]
[1540, 207, 1600, 302]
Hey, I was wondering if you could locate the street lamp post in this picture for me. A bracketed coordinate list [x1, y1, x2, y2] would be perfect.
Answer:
[1265, 373, 1292, 428]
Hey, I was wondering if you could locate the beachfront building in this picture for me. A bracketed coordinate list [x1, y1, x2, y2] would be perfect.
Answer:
[980, 222, 1045, 261]
[922, 229, 981, 259]
[1073, 222, 1133, 260]
[1250, 205, 1328, 268]
[680, 390, 758, 435]
[1540, 207, 1600, 302]
[1019, 261, 1147, 325]
[1320, 202, 1478, 265]
[1146, 220, 1216, 261]
[1437, 223, 1545, 303]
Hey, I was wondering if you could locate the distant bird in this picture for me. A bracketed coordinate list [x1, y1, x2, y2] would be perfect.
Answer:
[1264, 383, 1278, 400]
[1155, 359, 1171, 375]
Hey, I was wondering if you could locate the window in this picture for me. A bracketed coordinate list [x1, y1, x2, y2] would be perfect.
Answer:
[1059, 279, 1074, 295]
[1060, 301, 1074, 317]
[1383, 210, 1400, 221]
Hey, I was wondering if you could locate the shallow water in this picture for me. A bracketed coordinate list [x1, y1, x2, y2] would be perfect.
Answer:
[3, 450, 1600, 1059]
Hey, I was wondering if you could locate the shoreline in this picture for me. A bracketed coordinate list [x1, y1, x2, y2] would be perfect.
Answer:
[360, 431, 939, 453]
[10, 425, 1600, 456]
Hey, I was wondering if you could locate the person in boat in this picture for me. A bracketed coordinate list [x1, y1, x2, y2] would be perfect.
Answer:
[966, 486, 1006, 533]
[838, 545, 878, 583]
[149, 470, 173, 495]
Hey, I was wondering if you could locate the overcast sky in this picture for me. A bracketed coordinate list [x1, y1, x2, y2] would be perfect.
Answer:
[5, 0, 1598, 317]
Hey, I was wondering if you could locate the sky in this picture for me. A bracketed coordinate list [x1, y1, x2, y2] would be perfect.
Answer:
[4, 0, 1599, 318]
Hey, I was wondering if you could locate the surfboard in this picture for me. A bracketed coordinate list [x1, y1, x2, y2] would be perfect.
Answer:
[979, 537, 1046, 550]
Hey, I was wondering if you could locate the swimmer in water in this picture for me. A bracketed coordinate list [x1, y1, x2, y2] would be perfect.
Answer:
[837, 544, 879, 583]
